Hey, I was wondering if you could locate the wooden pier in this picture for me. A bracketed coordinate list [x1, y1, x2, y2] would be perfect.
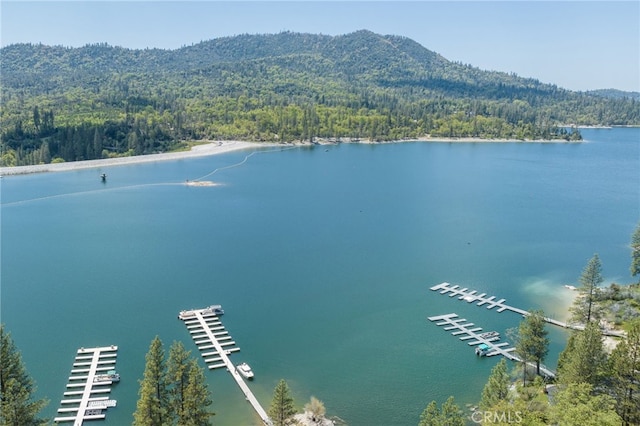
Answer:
[179, 307, 272, 426]
[428, 313, 556, 378]
[53, 346, 118, 425]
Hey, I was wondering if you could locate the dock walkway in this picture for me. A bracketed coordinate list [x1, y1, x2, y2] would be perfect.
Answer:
[429, 282, 625, 337]
[53, 346, 118, 425]
[428, 313, 556, 378]
[180, 308, 272, 426]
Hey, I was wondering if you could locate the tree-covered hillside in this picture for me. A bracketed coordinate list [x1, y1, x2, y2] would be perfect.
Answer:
[1, 30, 638, 166]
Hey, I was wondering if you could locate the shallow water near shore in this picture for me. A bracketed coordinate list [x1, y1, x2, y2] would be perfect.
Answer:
[1, 128, 638, 425]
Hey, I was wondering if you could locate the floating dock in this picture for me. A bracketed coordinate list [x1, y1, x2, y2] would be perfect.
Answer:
[53, 346, 118, 425]
[427, 313, 517, 358]
[428, 313, 556, 378]
[179, 307, 272, 426]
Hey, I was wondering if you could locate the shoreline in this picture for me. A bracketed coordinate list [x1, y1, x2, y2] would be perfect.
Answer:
[0, 137, 581, 176]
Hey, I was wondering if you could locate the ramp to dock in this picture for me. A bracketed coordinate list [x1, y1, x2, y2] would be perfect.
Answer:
[179, 307, 272, 426]
[53, 346, 118, 425]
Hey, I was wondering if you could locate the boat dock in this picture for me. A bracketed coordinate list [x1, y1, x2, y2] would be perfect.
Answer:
[53, 346, 118, 425]
[179, 307, 272, 426]
[428, 313, 556, 378]
[427, 313, 517, 358]
[429, 282, 625, 338]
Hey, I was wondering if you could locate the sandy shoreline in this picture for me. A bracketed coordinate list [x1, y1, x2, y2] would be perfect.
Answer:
[0, 137, 580, 176]
[0, 141, 273, 176]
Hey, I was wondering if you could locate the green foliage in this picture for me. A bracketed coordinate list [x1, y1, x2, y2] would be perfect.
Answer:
[516, 310, 550, 377]
[181, 359, 214, 426]
[133, 338, 213, 426]
[4, 31, 638, 166]
[480, 359, 511, 410]
[133, 336, 169, 426]
[557, 322, 608, 388]
[0, 325, 48, 426]
[268, 379, 297, 426]
[549, 383, 621, 426]
[417, 396, 465, 426]
[609, 318, 640, 425]
[570, 254, 604, 324]
[631, 223, 640, 280]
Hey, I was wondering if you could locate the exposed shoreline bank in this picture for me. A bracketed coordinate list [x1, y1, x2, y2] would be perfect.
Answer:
[0, 137, 581, 176]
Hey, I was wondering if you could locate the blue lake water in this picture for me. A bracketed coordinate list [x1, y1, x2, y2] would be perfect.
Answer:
[1, 128, 638, 425]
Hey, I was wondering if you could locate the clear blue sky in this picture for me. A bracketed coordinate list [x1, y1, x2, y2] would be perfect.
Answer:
[1, 1, 639, 92]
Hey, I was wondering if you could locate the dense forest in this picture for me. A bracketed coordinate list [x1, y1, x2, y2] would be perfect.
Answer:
[2, 30, 639, 166]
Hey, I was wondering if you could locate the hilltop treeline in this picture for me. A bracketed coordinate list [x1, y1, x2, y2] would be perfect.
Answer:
[2, 31, 638, 166]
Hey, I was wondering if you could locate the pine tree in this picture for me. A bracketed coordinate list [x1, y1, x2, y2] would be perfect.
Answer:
[417, 401, 439, 426]
[167, 341, 192, 422]
[479, 358, 510, 410]
[631, 223, 640, 281]
[516, 310, 549, 376]
[133, 336, 169, 426]
[181, 359, 214, 426]
[0, 325, 48, 426]
[570, 254, 604, 324]
[268, 379, 296, 426]
[417, 397, 464, 426]
[550, 383, 621, 425]
[558, 322, 607, 387]
[609, 318, 640, 425]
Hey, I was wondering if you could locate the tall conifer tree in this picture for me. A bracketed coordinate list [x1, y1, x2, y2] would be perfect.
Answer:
[609, 319, 640, 425]
[0, 325, 48, 426]
[181, 359, 214, 426]
[167, 341, 192, 422]
[516, 310, 550, 376]
[479, 358, 510, 410]
[268, 379, 296, 426]
[558, 322, 607, 387]
[133, 336, 169, 426]
[570, 254, 604, 324]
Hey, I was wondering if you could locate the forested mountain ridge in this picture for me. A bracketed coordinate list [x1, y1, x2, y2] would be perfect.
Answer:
[2, 30, 638, 166]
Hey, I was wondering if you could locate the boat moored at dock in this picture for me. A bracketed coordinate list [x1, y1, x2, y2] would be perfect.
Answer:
[93, 370, 120, 383]
[237, 363, 254, 379]
[178, 304, 224, 320]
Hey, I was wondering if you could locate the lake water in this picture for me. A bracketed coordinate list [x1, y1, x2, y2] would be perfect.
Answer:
[1, 128, 638, 425]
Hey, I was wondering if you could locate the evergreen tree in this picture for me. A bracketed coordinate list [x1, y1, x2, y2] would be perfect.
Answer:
[417, 396, 464, 426]
[549, 383, 621, 426]
[181, 359, 214, 426]
[167, 341, 192, 423]
[609, 318, 640, 425]
[0, 325, 48, 426]
[268, 379, 296, 426]
[133, 336, 169, 426]
[479, 358, 510, 410]
[418, 401, 440, 426]
[570, 254, 604, 324]
[516, 310, 549, 376]
[631, 223, 640, 280]
[558, 322, 607, 388]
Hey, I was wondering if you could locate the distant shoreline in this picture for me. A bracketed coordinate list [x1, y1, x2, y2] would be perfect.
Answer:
[0, 137, 581, 176]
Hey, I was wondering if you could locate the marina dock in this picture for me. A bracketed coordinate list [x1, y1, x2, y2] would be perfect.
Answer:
[53, 346, 118, 425]
[429, 282, 625, 337]
[179, 307, 272, 426]
[428, 313, 556, 378]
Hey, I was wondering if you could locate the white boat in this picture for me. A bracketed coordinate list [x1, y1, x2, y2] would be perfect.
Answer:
[178, 305, 224, 320]
[94, 370, 120, 383]
[237, 363, 254, 379]
[478, 331, 500, 339]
